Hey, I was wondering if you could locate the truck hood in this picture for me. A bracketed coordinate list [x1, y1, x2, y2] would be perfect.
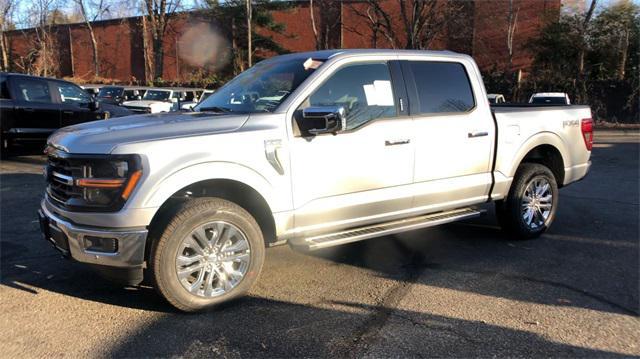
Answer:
[47, 112, 250, 154]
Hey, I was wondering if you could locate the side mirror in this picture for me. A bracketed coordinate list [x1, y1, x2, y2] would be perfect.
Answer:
[89, 100, 100, 111]
[170, 98, 178, 103]
[302, 106, 346, 135]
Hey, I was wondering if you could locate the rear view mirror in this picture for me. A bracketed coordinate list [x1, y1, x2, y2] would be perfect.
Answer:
[302, 106, 346, 135]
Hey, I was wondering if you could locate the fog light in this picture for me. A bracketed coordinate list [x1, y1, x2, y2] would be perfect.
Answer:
[84, 236, 118, 253]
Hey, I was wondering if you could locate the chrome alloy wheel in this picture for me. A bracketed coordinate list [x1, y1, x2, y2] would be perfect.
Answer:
[175, 221, 251, 297]
[521, 177, 553, 230]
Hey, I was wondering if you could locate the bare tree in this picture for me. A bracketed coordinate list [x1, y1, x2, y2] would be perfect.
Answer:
[246, 0, 251, 67]
[346, 0, 456, 50]
[142, 0, 181, 81]
[75, 0, 106, 77]
[0, 0, 14, 71]
[575, 0, 597, 102]
[17, 0, 60, 76]
[506, 0, 520, 71]
[309, 0, 341, 50]
[346, 1, 396, 47]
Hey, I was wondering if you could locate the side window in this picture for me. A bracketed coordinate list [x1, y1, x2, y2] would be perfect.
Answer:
[14, 78, 52, 103]
[302, 62, 396, 130]
[0, 75, 10, 99]
[409, 62, 475, 114]
[56, 82, 91, 106]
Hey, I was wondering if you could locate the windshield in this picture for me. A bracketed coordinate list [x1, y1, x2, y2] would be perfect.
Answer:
[143, 90, 171, 101]
[530, 96, 566, 104]
[98, 87, 123, 98]
[195, 58, 320, 113]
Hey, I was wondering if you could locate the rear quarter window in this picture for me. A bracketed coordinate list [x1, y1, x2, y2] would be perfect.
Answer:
[409, 61, 475, 114]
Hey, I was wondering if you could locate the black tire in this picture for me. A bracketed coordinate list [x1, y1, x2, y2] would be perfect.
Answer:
[496, 163, 559, 239]
[149, 197, 265, 312]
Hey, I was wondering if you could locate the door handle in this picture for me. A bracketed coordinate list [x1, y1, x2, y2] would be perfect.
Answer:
[63, 110, 74, 115]
[19, 107, 35, 112]
[468, 131, 489, 138]
[385, 139, 410, 146]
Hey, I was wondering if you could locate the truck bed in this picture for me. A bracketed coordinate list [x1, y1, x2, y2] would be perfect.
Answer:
[489, 104, 592, 199]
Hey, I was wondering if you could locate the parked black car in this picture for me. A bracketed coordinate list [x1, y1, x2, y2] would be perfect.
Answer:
[0, 72, 132, 156]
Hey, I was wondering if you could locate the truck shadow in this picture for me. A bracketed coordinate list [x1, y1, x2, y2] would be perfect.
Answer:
[105, 295, 631, 358]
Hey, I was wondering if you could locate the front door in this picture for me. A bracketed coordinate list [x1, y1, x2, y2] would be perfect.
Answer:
[289, 61, 414, 236]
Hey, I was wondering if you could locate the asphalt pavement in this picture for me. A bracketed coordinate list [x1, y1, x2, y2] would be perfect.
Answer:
[1, 130, 638, 358]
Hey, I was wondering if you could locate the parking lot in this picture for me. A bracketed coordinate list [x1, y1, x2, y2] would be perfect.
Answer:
[1, 130, 638, 357]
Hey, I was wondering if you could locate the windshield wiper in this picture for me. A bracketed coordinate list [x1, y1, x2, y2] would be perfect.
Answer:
[198, 106, 232, 113]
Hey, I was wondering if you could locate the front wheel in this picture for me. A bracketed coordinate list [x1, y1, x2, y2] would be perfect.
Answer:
[496, 163, 559, 239]
[149, 198, 265, 312]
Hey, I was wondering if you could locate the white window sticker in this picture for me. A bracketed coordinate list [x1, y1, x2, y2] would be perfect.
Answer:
[303, 58, 323, 70]
[363, 80, 394, 106]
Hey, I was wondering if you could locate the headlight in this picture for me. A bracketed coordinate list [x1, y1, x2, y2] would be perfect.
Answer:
[75, 158, 142, 207]
[45, 152, 142, 212]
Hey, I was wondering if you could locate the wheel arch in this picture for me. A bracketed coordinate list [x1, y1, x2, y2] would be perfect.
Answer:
[518, 144, 565, 186]
[507, 132, 569, 187]
[143, 163, 280, 260]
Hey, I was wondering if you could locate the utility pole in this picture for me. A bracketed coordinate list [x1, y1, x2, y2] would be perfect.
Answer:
[247, 0, 252, 67]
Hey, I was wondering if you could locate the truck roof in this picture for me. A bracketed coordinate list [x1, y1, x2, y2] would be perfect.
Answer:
[264, 49, 465, 63]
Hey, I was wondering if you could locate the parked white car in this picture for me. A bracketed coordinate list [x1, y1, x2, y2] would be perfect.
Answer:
[529, 92, 571, 105]
[122, 88, 198, 113]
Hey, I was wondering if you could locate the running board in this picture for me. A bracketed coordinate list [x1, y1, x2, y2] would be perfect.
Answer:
[293, 207, 485, 251]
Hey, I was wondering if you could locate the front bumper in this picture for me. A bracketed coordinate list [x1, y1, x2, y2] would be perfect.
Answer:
[38, 199, 148, 269]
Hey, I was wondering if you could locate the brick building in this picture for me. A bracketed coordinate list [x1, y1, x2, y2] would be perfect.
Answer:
[3, 0, 561, 83]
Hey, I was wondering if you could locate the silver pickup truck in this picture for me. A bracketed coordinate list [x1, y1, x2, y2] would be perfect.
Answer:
[38, 49, 592, 311]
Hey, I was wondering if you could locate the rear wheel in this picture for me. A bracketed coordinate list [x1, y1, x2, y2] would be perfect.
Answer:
[149, 197, 265, 312]
[496, 163, 558, 239]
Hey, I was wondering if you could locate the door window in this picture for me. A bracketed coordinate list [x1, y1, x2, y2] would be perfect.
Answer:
[409, 61, 475, 114]
[301, 62, 396, 130]
[56, 82, 92, 106]
[14, 78, 52, 103]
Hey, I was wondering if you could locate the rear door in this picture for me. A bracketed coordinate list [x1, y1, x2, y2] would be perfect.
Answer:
[401, 59, 495, 211]
[9, 76, 60, 140]
[53, 80, 102, 127]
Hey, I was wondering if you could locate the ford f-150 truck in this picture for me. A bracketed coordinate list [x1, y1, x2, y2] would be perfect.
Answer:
[38, 50, 593, 312]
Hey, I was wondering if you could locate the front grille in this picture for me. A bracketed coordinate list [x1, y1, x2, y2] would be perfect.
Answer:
[46, 155, 83, 206]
